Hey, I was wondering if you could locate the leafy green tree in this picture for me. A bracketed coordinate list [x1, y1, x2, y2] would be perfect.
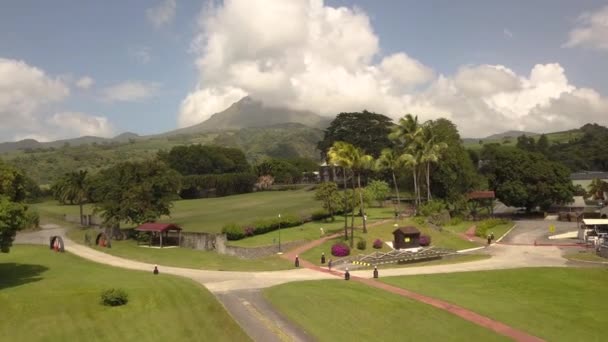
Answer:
[314, 182, 341, 221]
[0, 196, 28, 253]
[480, 146, 574, 211]
[317, 111, 394, 159]
[254, 159, 301, 184]
[536, 134, 549, 155]
[93, 160, 181, 234]
[427, 119, 480, 201]
[159, 145, 250, 175]
[365, 180, 390, 207]
[516, 135, 536, 152]
[420, 125, 448, 201]
[0, 160, 34, 253]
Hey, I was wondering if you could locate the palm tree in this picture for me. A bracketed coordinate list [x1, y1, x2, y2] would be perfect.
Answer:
[349, 146, 374, 234]
[377, 148, 403, 217]
[57, 170, 89, 225]
[420, 126, 448, 201]
[588, 178, 608, 200]
[328, 142, 355, 240]
[390, 114, 424, 206]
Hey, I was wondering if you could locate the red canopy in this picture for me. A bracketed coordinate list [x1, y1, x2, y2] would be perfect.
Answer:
[135, 223, 181, 232]
[467, 191, 495, 199]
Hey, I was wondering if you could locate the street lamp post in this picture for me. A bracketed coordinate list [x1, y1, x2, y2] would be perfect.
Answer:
[278, 213, 282, 254]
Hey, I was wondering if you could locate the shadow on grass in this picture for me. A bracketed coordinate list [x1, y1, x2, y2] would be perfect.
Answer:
[0, 263, 48, 290]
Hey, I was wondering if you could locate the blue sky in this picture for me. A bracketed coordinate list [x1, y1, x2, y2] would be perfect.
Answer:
[1, 0, 607, 141]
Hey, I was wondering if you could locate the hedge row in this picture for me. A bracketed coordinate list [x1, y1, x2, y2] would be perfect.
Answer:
[179, 173, 256, 199]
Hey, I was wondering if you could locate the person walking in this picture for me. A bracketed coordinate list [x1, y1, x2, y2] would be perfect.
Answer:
[344, 268, 350, 280]
[321, 252, 326, 264]
[295, 255, 300, 267]
[153, 265, 159, 275]
[328, 259, 333, 271]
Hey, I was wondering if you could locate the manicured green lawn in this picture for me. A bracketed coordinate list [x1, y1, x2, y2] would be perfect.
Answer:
[67, 228, 292, 271]
[563, 251, 608, 263]
[300, 219, 481, 265]
[443, 220, 514, 239]
[33, 189, 322, 233]
[381, 268, 608, 341]
[264, 280, 507, 341]
[0, 245, 250, 342]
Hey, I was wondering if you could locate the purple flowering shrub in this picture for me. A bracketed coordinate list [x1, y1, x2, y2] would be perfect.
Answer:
[419, 235, 431, 246]
[372, 239, 383, 249]
[331, 242, 350, 257]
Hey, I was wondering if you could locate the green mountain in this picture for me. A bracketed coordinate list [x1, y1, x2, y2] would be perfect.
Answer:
[163, 96, 330, 136]
[0, 97, 326, 184]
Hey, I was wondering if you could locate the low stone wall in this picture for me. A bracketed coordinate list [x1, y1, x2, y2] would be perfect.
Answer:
[180, 232, 226, 251]
[222, 240, 307, 259]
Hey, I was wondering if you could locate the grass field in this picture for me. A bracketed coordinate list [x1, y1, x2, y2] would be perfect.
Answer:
[0, 245, 250, 341]
[264, 280, 507, 341]
[33, 189, 322, 233]
[381, 268, 608, 341]
[443, 220, 513, 239]
[563, 250, 608, 263]
[67, 227, 292, 271]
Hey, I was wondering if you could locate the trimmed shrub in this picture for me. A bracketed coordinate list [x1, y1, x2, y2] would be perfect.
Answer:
[356, 240, 367, 250]
[331, 242, 350, 257]
[372, 239, 383, 249]
[419, 235, 431, 246]
[419, 200, 446, 217]
[222, 223, 245, 240]
[24, 210, 40, 229]
[100, 288, 128, 307]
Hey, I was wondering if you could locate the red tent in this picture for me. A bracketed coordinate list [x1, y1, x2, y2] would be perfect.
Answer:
[135, 223, 181, 247]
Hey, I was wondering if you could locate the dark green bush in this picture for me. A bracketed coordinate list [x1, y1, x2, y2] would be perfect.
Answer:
[24, 210, 40, 229]
[356, 240, 367, 250]
[419, 200, 446, 217]
[100, 288, 128, 306]
[311, 209, 331, 221]
[222, 223, 245, 240]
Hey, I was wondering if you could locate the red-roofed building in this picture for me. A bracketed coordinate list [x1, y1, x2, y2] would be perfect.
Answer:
[467, 191, 496, 217]
[135, 223, 182, 248]
[467, 191, 495, 200]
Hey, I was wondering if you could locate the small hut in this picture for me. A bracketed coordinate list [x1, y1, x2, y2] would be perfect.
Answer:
[392, 226, 421, 249]
[135, 223, 182, 248]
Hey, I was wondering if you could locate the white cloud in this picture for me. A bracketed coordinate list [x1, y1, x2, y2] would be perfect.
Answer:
[0, 58, 114, 141]
[503, 28, 513, 39]
[102, 81, 160, 102]
[564, 5, 608, 51]
[47, 112, 114, 138]
[179, 0, 608, 136]
[146, 0, 176, 28]
[129, 46, 152, 64]
[76, 76, 94, 89]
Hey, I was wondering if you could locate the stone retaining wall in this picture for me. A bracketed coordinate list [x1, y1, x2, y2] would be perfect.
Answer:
[222, 240, 307, 259]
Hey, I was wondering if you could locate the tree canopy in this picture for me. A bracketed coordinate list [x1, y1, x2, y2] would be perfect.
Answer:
[158, 144, 250, 175]
[317, 111, 394, 159]
[480, 145, 574, 211]
[92, 160, 181, 226]
[0, 160, 34, 252]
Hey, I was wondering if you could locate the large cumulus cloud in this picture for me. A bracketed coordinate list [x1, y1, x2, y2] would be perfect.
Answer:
[180, 0, 608, 136]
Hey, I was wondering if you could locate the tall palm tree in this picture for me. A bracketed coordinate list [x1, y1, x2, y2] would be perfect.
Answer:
[420, 126, 448, 201]
[59, 170, 89, 225]
[390, 114, 424, 206]
[349, 146, 374, 234]
[377, 148, 403, 217]
[328, 142, 355, 240]
[588, 178, 608, 200]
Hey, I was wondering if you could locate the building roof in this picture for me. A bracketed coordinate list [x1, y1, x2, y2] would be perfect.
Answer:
[393, 226, 421, 235]
[570, 172, 608, 180]
[467, 191, 495, 199]
[582, 219, 608, 226]
[135, 223, 181, 232]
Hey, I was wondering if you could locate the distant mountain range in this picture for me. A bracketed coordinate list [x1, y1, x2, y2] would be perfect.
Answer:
[0, 97, 330, 153]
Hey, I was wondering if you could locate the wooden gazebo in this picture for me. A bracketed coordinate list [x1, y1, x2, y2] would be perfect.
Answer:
[135, 223, 182, 248]
[392, 226, 421, 249]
